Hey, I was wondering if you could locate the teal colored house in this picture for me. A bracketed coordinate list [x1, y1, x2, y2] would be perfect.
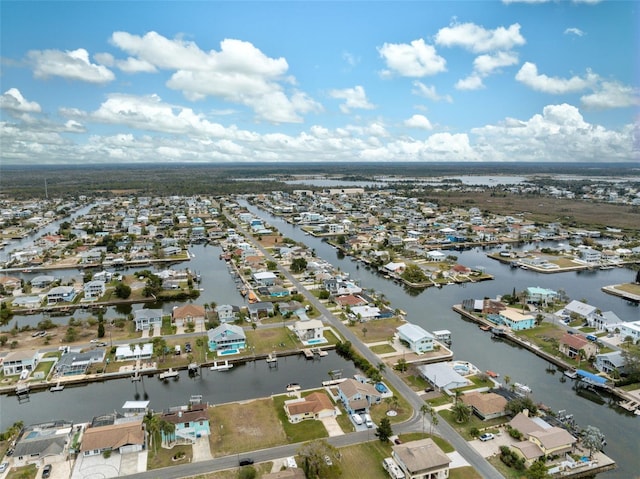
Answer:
[161, 403, 210, 445]
[497, 309, 536, 331]
[207, 323, 246, 352]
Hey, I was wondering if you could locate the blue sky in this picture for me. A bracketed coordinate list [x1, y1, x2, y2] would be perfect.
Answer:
[1, 0, 638, 165]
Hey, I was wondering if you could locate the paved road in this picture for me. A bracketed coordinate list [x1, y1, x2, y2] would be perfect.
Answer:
[231, 219, 504, 479]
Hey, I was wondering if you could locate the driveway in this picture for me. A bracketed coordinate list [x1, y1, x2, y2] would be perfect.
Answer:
[192, 436, 213, 462]
[320, 416, 343, 437]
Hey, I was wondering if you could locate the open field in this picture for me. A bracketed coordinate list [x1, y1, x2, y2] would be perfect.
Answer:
[348, 317, 405, 343]
[615, 283, 640, 295]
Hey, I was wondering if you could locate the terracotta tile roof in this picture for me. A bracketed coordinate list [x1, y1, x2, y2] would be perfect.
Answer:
[80, 420, 145, 452]
[560, 333, 588, 349]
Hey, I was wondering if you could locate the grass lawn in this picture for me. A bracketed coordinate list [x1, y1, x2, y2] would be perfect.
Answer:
[42, 351, 61, 359]
[192, 462, 273, 479]
[348, 317, 405, 343]
[32, 360, 54, 378]
[147, 444, 193, 470]
[439, 409, 507, 440]
[450, 466, 483, 479]
[245, 328, 298, 355]
[272, 393, 329, 443]
[336, 441, 394, 479]
[208, 398, 287, 457]
[549, 257, 583, 268]
[6, 464, 37, 479]
[616, 283, 640, 295]
[369, 344, 395, 354]
[488, 455, 528, 479]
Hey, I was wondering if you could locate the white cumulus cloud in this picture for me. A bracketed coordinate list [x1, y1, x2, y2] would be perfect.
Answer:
[581, 81, 640, 109]
[515, 62, 595, 94]
[435, 22, 525, 53]
[0, 88, 42, 113]
[473, 51, 519, 75]
[27, 48, 115, 83]
[329, 86, 375, 113]
[378, 39, 447, 77]
[411, 81, 453, 102]
[404, 114, 433, 130]
[455, 75, 484, 90]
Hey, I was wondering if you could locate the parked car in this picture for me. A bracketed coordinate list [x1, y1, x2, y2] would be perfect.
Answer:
[42, 464, 52, 478]
[324, 455, 333, 466]
[479, 433, 495, 442]
[0, 462, 10, 473]
[239, 458, 254, 466]
[185, 342, 192, 353]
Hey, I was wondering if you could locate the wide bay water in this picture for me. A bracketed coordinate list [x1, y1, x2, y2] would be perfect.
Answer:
[1, 202, 639, 478]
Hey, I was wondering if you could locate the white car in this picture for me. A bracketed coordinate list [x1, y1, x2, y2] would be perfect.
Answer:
[479, 433, 495, 442]
[0, 462, 9, 473]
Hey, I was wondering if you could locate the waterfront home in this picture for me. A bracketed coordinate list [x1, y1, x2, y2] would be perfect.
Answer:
[618, 320, 640, 345]
[460, 391, 508, 421]
[30, 274, 56, 289]
[293, 319, 324, 342]
[253, 271, 277, 286]
[284, 391, 336, 423]
[337, 378, 382, 414]
[396, 323, 435, 353]
[46, 285, 76, 305]
[508, 412, 577, 466]
[215, 304, 240, 323]
[161, 403, 210, 444]
[383, 262, 406, 275]
[122, 400, 149, 417]
[392, 438, 451, 479]
[526, 287, 558, 306]
[11, 295, 42, 309]
[83, 280, 106, 300]
[588, 310, 622, 332]
[133, 309, 163, 331]
[54, 349, 105, 376]
[114, 343, 153, 361]
[323, 278, 362, 296]
[172, 304, 205, 327]
[594, 351, 627, 376]
[207, 323, 246, 352]
[0, 275, 21, 292]
[558, 333, 597, 360]
[80, 419, 145, 456]
[247, 301, 275, 321]
[2, 350, 38, 376]
[493, 309, 536, 331]
[417, 363, 470, 392]
[579, 248, 602, 264]
[12, 421, 73, 466]
[351, 304, 381, 321]
[557, 300, 597, 322]
[335, 294, 368, 309]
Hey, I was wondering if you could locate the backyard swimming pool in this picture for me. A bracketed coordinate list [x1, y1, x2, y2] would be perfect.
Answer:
[218, 348, 240, 356]
[304, 338, 327, 345]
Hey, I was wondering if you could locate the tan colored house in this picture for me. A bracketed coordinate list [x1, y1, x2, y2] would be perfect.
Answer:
[508, 412, 577, 466]
[172, 304, 206, 327]
[284, 392, 336, 423]
[392, 438, 451, 479]
[559, 333, 597, 360]
[80, 420, 145, 457]
[461, 391, 508, 421]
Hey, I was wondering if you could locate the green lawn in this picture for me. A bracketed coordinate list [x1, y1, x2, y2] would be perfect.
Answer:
[370, 344, 396, 354]
[272, 393, 329, 443]
[439, 409, 507, 440]
[147, 444, 193, 470]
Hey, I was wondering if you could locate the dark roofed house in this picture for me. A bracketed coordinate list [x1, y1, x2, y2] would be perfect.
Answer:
[392, 438, 451, 479]
[559, 333, 597, 360]
[161, 403, 210, 445]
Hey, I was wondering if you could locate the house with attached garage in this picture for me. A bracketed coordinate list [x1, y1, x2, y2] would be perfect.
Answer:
[594, 351, 627, 376]
[460, 391, 508, 421]
[392, 438, 451, 479]
[12, 421, 74, 466]
[133, 309, 163, 331]
[172, 304, 205, 327]
[558, 333, 597, 360]
[336, 378, 382, 414]
[80, 419, 145, 457]
[215, 304, 240, 323]
[508, 412, 577, 466]
[207, 323, 246, 352]
[284, 391, 336, 423]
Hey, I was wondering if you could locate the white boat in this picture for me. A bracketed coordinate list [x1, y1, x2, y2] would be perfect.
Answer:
[159, 368, 179, 380]
[210, 360, 233, 371]
[513, 382, 532, 395]
[564, 369, 578, 379]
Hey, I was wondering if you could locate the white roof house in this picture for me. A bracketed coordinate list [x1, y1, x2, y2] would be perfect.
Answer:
[557, 300, 596, 319]
[417, 363, 469, 391]
[115, 343, 153, 361]
[397, 323, 434, 353]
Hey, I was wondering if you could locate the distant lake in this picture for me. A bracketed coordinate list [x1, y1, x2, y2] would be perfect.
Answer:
[282, 176, 529, 188]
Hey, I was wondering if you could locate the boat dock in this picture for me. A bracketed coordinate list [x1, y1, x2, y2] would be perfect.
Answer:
[158, 368, 179, 380]
[210, 360, 233, 371]
[302, 349, 314, 359]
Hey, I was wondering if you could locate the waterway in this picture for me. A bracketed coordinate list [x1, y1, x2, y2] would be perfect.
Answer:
[241, 202, 640, 479]
[2, 202, 639, 478]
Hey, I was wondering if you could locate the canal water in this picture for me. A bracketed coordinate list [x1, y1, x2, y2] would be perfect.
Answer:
[2, 201, 639, 478]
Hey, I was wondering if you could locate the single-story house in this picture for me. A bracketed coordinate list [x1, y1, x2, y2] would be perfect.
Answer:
[0, 275, 21, 292]
[417, 363, 470, 391]
[351, 305, 381, 321]
[161, 403, 211, 444]
[55, 350, 105, 376]
[336, 378, 382, 414]
[80, 419, 145, 456]
[2, 350, 39, 376]
[284, 392, 336, 423]
[12, 421, 74, 466]
[133, 309, 163, 331]
[12, 295, 42, 309]
[392, 438, 451, 479]
[460, 391, 508, 421]
[618, 320, 640, 344]
[46, 286, 76, 305]
[293, 319, 324, 342]
[558, 333, 597, 360]
[114, 343, 153, 361]
[397, 323, 434, 354]
[207, 323, 246, 352]
[172, 304, 206, 327]
[335, 294, 368, 308]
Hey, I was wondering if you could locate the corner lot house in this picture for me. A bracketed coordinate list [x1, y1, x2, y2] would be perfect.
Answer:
[461, 391, 508, 421]
[397, 323, 434, 353]
[392, 438, 451, 479]
[2, 350, 38, 376]
[337, 378, 382, 414]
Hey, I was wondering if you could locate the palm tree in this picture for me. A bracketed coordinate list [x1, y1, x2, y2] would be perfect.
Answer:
[451, 402, 472, 423]
[144, 413, 160, 455]
[159, 419, 176, 446]
[420, 404, 431, 434]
